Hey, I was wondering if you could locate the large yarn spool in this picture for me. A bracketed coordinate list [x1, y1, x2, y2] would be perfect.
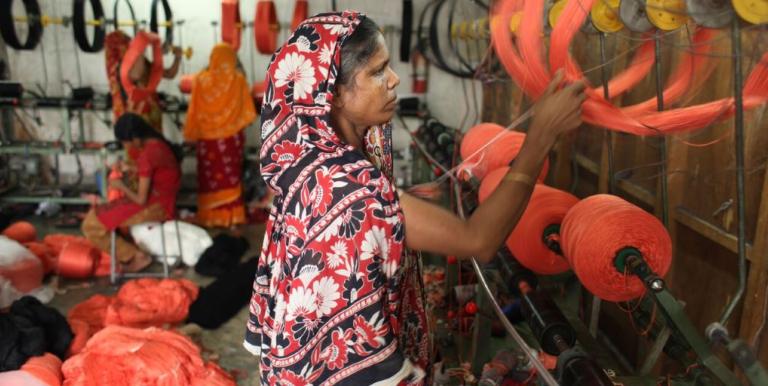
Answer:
[57, 243, 99, 279]
[2, 221, 38, 244]
[459, 123, 549, 181]
[561, 194, 672, 302]
[479, 168, 577, 274]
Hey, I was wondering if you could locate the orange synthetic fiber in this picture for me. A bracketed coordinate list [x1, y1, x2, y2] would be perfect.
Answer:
[61, 325, 235, 386]
[42, 234, 113, 278]
[478, 169, 577, 274]
[491, 0, 768, 135]
[23, 242, 56, 274]
[291, 0, 308, 30]
[459, 123, 549, 181]
[254, 0, 278, 54]
[2, 221, 37, 243]
[57, 243, 98, 279]
[21, 353, 63, 386]
[560, 194, 672, 302]
[0, 252, 43, 293]
[67, 279, 198, 355]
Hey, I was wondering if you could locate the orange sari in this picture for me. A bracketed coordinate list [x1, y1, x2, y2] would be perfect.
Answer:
[183, 43, 256, 227]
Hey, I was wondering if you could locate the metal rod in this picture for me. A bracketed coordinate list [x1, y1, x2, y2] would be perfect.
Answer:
[454, 184, 559, 386]
[248, 21, 256, 84]
[599, 32, 615, 194]
[654, 31, 670, 228]
[720, 18, 747, 326]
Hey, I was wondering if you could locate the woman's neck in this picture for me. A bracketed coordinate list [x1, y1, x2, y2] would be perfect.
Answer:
[330, 112, 364, 150]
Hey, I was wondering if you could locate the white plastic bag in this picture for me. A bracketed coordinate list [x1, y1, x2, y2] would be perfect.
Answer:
[130, 221, 213, 266]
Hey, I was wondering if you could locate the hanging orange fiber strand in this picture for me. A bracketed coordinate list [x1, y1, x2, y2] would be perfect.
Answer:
[491, 0, 768, 135]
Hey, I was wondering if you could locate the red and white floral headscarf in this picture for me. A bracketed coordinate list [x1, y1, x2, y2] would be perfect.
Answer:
[246, 11, 429, 385]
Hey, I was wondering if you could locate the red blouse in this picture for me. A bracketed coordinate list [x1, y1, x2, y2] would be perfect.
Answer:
[96, 140, 180, 230]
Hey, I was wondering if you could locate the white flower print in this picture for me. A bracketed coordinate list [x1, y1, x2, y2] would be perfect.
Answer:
[328, 240, 347, 268]
[317, 215, 343, 242]
[313, 277, 340, 317]
[323, 24, 347, 36]
[273, 52, 316, 100]
[360, 226, 388, 261]
[286, 286, 317, 321]
[319, 44, 333, 65]
[274, 292, 287, 324]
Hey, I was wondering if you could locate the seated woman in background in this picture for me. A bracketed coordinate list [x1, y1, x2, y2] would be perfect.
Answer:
[183, 43, 256, 228]
[81, 113, 182, 272]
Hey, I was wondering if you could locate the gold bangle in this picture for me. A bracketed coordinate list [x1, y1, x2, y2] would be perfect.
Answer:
[503, 172, 535, 187]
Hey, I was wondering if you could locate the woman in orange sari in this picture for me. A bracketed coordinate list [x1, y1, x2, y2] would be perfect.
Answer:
[184, 43, 256, 228]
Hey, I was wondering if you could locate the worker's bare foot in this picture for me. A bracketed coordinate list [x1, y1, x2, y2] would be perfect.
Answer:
[123, 252, 152, 273]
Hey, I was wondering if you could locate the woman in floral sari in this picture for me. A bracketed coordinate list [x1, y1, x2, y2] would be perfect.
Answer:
[184, 43, 256, 228]
[246, 11, 585, 385]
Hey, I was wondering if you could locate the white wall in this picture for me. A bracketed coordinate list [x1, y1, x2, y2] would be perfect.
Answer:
[5, 0, 485, 185]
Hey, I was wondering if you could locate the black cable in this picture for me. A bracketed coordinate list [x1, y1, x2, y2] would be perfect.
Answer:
[399, 0, 413, 62]
[331, 0, 337, 11]
[112, 0, 137, 36]
[72, 0, 106, 53]
[0, 0, 43, 50]
[427, 0, 475, 78]
[150, 0, 173, 48]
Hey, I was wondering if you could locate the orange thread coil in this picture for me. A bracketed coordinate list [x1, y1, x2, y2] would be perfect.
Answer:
[459, 123, 549, 182]
[491, 0, 768, 135]
[57, 242, 99, 279]
[221, 0, 242, 51]
[478, 170, 576, 275]
[255, 0, 279, 54]
[119, 31, 164, 102]
[560, 194, 672, 302]
[2, 221, 37, 243]
[291, 0, 308, 31]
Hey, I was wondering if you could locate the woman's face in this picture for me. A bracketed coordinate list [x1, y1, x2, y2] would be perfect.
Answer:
[334, 33, 400, 135]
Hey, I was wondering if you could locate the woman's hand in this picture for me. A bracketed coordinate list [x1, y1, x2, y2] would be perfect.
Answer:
[527, 70, 586, 147]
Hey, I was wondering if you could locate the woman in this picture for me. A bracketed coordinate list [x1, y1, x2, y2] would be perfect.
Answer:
[82, 113, 182, 273]
[245, 12, 585, 384]
[105, 30, 182, 133]
[183, 43, 256, 228]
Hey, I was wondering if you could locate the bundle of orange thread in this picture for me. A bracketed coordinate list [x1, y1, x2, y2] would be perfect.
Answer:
[478, 168, 577, 274]
[560, 194, 672, 302]
[62, 326, 235, 386]
[459, 123, 549, 181]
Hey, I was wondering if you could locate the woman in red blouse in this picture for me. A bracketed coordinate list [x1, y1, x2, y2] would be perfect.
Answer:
[81, 113, 182, 272]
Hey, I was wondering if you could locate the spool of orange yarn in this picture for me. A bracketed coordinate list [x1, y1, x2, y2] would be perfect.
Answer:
[291, 0, 308, 31]
[179, 74, 195, 94]
[23, 241, 56, 274]
[479, 168, 577, 274]
[560, 194, 672, 302]
[221, 0, 242, 51]
[57, 242, 99, 279]
[2, 221, 37, 243]
[107, 165, 125, 201]
[459, 123, 549, 182]
[254, 0, 278, 54]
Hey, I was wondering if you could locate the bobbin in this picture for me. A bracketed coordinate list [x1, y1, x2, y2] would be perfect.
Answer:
[646, 0, 688, 30]
[686, 0, 735, 28]
[619, 0, 654, 32]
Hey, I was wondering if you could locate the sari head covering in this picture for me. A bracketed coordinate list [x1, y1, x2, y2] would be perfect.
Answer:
[246, 11, 429, 385]
[183, 43, 256, 141]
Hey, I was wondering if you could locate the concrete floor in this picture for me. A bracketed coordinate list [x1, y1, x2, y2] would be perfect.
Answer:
[28, 213, 266, 386]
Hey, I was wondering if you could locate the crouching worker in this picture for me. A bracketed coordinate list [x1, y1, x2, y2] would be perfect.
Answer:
[82, 113, 182, 272]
